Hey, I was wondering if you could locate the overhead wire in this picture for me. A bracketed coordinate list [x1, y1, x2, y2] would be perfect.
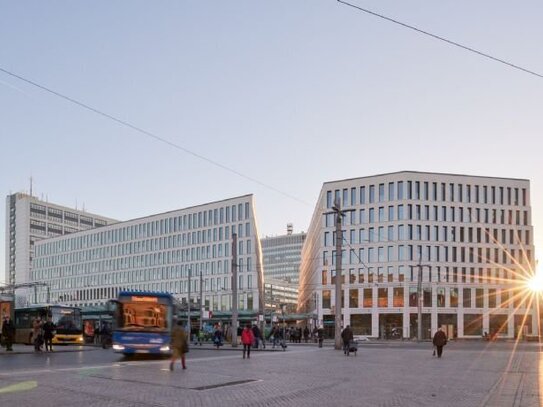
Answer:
[336, 0, 543, 80]
[0, 66, 312, 207]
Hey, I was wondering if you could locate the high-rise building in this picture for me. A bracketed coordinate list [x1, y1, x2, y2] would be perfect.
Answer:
[298, 171, 536, 339]
[261, 224, 306, 311]
[31, 195, 264, 315]
[5, 192, 117, 290]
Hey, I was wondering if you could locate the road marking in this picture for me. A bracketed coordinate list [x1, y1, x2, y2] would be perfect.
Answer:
[0, 380, 37, 394]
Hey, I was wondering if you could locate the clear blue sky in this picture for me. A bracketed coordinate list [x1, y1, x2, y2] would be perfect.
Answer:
[1, 1, 543, 280]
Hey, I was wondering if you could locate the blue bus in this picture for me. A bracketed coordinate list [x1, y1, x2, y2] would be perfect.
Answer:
[112, 291, 177, 355]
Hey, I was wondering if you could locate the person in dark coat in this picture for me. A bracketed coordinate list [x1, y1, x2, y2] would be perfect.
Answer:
[303, 326, 309, 343]
[42, 316, 56, 352]
[317, 326, 324, 348]
[252, 324, 262, 349]
[341, 325, 354, 355]
[170, 321, 188, 371]
[2, 315, 15, 351]
[432, 327, 448, 358]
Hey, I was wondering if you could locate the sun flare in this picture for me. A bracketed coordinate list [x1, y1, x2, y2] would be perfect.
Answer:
[526, 273, 543, 293]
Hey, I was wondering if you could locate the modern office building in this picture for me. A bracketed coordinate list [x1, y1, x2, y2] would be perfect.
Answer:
[298, 171, 536, 339]
[261, 224, 305, 311]
[5, 192, 117, 290]
[31, 195, 265, 315]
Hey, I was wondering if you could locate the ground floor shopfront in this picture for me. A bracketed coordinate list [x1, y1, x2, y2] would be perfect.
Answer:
[320, 308, 538, 340]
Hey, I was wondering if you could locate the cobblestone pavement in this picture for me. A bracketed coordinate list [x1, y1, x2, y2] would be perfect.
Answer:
[0, 342, 541, 406]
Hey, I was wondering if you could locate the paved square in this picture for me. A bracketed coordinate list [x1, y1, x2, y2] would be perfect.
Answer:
[0, 342, 541, 406]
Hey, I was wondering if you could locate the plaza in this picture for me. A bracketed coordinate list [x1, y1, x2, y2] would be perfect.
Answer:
[0, 341, 541, 406]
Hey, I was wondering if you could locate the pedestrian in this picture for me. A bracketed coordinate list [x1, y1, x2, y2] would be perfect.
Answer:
[241, 323, 254, 359]
[252, 323, 262, 349]
[317, 326, 324, 348]
[1, 315, 15, 352]
[303, 326, 309, 343]
[170, 320, 188, 371]
[213, 325, 223, 349]
[341, 325, 354, 356]
[32, 317, 43, 352]
[432, 327, 448, 358]
[42, 316, 56, 352]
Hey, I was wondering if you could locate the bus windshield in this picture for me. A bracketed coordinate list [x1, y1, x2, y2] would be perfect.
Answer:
[51, 307, 82, 333]
[116, 300, 170, 332]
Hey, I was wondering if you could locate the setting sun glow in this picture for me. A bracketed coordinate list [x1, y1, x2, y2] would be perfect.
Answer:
[526, 273, 543, 293]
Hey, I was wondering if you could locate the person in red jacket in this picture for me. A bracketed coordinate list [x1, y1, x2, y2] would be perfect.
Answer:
[241, 323, 255, 359]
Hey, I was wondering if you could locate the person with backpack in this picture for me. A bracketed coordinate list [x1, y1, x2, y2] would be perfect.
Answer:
[241, 324, 254, 359]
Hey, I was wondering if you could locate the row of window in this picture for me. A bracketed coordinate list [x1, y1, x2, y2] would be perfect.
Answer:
[35, 236, 253, 269]
[324, 225, 531, 246]
[321, 286, 524, 309]
[37, 288, 256, 311]
[324, 205, 530, 227]
[33, 253, 255, 281]
[326, 181, 528, 208]
[322, 244, 532, 266]
[321, 265, 524, 285]
[39, 271, 254, 293]
[36, 222, 253, 256]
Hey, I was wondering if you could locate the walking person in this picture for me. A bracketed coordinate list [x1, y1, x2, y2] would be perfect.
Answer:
[317, 326, 324, 348]
[42, 316, 56, 352]
[170, 320, 188, 371]
[252, 323, 262, 349]
[2, 315, 15, 352]
[32, 317, 43, 352]
[341, 325, 354, 356]
[241, 324, 254, 359]
[432, 327, 448, 358]
[303, 326, 309, 343]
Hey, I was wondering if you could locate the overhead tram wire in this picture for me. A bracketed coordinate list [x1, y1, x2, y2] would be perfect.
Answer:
[336, 0, 543, 80]
[0, 66, 311, 207]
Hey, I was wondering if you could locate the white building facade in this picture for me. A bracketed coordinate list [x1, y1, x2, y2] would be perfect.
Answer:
[298, 171, 536, 339]
[261, 225, 306, 310]
[31, 195, 264, 314]
[5, 193, 116, 289]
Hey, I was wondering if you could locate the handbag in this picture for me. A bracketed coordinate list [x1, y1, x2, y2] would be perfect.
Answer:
[432, 347, 436, 356]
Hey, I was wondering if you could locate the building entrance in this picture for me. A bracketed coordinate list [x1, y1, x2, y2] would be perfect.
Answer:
[410, 313, 431, 340]
[378, 313, 403, 339]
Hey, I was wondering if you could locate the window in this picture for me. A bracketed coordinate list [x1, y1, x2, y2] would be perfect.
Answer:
[369, 185, 375, 203]
[378, 288, 387, 307]
[322, 290, 331, 309]
[388, 182, 394, 201]
[349, 289, 358, 308]
[463, 288, 471, 308]
[397, 181, 404, 199]
[363, 288, 373, 307]
[393, 288, 403, 307]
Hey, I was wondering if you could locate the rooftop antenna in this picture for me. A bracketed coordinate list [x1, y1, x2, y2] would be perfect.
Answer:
[29, 176, 33, 197]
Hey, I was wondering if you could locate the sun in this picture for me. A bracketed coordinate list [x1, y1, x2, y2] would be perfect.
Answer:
[526, 272, 543, 293]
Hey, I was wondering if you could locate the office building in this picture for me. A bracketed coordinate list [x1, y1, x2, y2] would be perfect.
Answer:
[298, 171, 536, 339]
[31, 195, 264, 314]
[5, 192, 116, 290]
[261, 224, 305, 311]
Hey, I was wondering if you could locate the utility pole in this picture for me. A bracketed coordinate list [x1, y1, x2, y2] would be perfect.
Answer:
[411, 263, 430, 341]
[231, 233, 238, 347]
[187, 268, 191, 340]
[199, 269, 204, 332]
[326, 198, 353, 350]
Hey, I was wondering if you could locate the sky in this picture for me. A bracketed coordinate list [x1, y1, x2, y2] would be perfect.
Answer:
[1, 1, 543, 281]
